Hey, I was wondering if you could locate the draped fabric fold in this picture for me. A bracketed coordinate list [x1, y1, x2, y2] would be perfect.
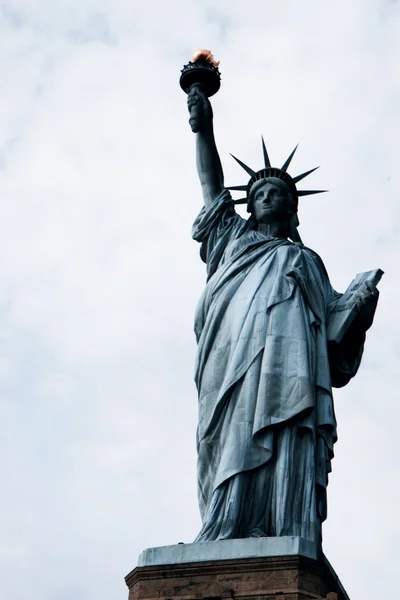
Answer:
[192, 189, 365, 544]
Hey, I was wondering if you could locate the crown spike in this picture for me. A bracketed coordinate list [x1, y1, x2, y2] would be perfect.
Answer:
[281, 144, 298, 172]
[232, 197, 248, 205]
[230, 154, 256, 177]
[297, 190, 327, 196]
[293, 166, 320, 184]
[226, 185, 249, 191]
[261, 136, 271, 168]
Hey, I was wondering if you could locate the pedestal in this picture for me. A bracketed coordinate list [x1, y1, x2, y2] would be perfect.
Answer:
[125, 538, 349, 600]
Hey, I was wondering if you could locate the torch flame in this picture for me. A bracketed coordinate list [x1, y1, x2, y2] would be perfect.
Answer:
[192, 49, 219, 68]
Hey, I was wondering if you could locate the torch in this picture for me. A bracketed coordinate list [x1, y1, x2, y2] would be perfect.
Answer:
[180, 50, 221, 133]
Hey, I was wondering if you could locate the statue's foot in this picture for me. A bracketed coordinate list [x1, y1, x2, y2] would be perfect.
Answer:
[243, 528, 266, 538]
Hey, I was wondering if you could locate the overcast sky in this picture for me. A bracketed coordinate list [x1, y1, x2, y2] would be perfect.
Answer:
[0, 1, 398, 599]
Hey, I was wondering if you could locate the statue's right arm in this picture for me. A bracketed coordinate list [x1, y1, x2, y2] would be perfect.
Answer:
[187, 87, 224, 209]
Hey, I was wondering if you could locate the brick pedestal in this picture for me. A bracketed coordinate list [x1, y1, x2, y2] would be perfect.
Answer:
[125, 553, 349, 600]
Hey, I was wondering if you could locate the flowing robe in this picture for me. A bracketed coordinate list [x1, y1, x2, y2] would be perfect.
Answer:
[192, 190, 365, 543]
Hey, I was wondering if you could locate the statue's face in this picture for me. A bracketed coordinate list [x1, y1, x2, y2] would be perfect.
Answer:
[250, 179, 291, 224]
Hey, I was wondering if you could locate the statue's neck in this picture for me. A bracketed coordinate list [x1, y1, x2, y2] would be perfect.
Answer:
[257, 221, 289, 239]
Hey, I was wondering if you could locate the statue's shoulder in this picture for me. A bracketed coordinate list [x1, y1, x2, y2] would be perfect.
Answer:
[298, 244, 330, 278]
[298, 243, 321, 259]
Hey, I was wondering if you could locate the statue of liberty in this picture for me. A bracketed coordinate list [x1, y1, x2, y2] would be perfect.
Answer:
[182, 52, 380, 546]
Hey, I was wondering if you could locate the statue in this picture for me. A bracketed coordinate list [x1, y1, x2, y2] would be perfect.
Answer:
[180, 52, 381, 545]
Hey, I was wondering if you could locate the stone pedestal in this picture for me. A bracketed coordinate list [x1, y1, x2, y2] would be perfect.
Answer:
[125, 538, 349, 600]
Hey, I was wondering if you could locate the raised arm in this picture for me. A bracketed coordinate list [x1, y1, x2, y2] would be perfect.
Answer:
[187, 86, 225, 209]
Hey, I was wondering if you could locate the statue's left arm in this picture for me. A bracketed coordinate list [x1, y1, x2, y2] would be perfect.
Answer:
[328, 283, 379, 388]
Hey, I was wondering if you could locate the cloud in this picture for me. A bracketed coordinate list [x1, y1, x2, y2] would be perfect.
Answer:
[0, 1, 398, 599]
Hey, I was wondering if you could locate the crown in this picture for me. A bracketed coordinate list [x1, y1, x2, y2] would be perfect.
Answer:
[227, 137, 326, 205]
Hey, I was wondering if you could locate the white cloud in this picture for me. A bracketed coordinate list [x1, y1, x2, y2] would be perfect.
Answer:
[0, 1, 398, 599]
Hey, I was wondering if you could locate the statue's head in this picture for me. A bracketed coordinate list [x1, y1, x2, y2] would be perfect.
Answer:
[227, 138, 325, 242]
[248, 177, 297, 225]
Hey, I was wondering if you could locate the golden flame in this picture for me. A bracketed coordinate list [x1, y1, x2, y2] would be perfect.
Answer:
[192, 49, 219, 68]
